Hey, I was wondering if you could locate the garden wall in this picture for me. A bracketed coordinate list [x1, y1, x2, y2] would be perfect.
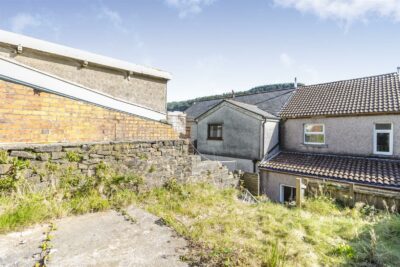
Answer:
[0, 140, 238, 191]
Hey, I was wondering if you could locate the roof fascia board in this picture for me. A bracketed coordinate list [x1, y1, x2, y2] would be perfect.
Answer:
[0, 30, 171, 80]
[0, 57, 166, 121]
[196, 100, 266, 122]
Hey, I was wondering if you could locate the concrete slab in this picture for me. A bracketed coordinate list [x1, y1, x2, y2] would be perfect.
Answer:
[0, 224, 47, 267]
[49, 207, 188, 267]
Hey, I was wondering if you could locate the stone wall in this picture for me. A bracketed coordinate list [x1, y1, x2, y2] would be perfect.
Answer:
[0, 45, 167, 113]
[0, 140, 238, 191]
[0, 80, 177, 144]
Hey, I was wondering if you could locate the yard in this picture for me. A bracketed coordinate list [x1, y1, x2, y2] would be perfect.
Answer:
[0, 160, 399, 266]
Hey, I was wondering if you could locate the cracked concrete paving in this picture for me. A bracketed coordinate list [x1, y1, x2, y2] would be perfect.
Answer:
[0, 206, 189, 267]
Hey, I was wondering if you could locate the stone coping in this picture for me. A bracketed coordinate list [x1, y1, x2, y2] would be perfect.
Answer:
[0, 139, 189, 151]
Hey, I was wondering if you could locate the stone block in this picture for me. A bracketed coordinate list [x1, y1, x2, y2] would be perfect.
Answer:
[0, 164, 12, 175]
[37, 153, 50, 161]
[10, 151, 36, 159]
[34, 145, 62, 153]
[52, 152, 66, 160]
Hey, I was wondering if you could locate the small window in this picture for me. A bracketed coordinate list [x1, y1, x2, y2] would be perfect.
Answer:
[304, 124, 325, 144]
[208, 124, 223, 140]
[374, 123, 393, 155]
[280, 184, 296, 203]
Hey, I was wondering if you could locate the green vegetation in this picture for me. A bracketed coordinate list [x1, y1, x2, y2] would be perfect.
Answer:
[167, 83, 303, 111]
[65, 151, 83, 162]
[134, 182, 400, 267]
[0, 163, 398, 267]
[0, 161, 143, 233]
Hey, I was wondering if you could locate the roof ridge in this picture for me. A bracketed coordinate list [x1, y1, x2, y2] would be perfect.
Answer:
[300, 72, 398, 89]
[186, 87, 295, 104]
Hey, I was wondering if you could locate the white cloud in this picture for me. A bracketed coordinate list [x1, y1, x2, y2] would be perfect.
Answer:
[280, 53, 294, 67]
[97, 6, 127, 33]
[274, 0, 400, 24]
[10, 13, 41, 33]
[165, 0, 216, 18]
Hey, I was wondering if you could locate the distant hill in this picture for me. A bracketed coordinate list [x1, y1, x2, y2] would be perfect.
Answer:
[167, 83, 303, 112]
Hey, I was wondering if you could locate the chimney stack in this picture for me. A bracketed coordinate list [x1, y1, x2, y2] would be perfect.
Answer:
[397, 67, 400, 75]
[231, 90, 235, 99]
[294, 77, 298, 89]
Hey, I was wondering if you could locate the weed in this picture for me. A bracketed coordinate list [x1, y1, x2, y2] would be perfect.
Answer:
[65, 151, 82, 162]
[148, 165, 156, 173]
[0, 150, 9, 164]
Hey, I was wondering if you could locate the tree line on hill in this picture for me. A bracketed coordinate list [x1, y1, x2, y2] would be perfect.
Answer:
[167, 83, 303, 112]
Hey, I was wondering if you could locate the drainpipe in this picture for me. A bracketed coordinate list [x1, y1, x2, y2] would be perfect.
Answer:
[257, 118, 266, 172]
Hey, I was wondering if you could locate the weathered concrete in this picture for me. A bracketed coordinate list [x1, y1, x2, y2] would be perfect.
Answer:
[0, 225, 47, 266]
[0, 207, 188, 267]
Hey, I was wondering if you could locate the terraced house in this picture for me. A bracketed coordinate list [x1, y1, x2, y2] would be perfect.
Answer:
[259, 72, 400, 209]
[0, 30, 177, 144]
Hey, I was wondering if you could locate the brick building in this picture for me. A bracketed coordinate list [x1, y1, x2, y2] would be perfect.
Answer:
[0, 30, 178, 144]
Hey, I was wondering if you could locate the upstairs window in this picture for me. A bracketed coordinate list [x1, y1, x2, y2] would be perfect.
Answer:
[374, 123, 393, 155]
[208, 124, 223, 140]
[304, 124, 325, 145]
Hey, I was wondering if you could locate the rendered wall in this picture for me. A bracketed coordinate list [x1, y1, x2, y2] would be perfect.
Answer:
[282, 115, 400, 157]
[0, 45, 167, 113]
[0, 80, 177, 144]
[196, 105, 262, 160]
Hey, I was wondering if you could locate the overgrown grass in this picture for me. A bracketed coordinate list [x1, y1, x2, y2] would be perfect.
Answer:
[0, 162, 399, 267]
[0, 161, 142, 233]
[134, 182, 400, 267]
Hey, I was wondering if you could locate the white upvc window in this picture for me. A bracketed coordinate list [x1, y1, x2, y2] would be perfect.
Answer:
[374, 123, 393, 155]
[304, 124, 325, 145]
[279, 184, 296, 203]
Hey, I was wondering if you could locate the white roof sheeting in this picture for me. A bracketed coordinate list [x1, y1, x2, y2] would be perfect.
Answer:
[0, 56, 166, 121]
[0, 29, 171, 80]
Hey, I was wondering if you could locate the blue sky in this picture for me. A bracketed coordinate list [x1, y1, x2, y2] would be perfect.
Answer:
[1, 0, 400, 101]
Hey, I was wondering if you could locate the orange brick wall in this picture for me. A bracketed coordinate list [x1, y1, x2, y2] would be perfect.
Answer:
[0, 80, 178, 144]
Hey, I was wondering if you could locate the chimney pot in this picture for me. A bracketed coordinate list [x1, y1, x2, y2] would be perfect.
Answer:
[397, 67, 400, 75]
[294, 77, 298, 89]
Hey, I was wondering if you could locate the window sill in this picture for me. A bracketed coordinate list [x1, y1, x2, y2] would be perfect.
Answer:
[207, 138, 223, 141]
[301, 143, 328, 148]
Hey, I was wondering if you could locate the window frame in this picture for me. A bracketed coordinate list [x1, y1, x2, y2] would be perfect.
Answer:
[207, 123, 223, 141]
[304, 123, 325, 145]
[373, 123, 393, 156]
[279, 184, 296, 203]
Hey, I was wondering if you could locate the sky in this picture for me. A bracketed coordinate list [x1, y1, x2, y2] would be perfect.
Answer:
[0, 0, 400, 102]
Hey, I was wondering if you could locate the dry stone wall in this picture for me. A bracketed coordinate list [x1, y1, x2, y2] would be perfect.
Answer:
[0, 140, 238, 191]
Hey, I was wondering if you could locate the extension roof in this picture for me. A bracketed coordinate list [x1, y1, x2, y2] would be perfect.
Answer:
[185, 88, 294, 119]
[280, 73, 400, 119]
[259, 151, 400, 190]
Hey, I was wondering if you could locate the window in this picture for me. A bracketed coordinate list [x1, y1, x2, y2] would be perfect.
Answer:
[280, 184, 296, 203]
[304, 124, 325, 144]
[208, 124, 223, 140]
[374, 123, 393, 155]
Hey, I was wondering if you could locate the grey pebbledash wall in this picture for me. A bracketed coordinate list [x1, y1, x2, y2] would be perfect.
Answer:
[0, 140, 238, 190]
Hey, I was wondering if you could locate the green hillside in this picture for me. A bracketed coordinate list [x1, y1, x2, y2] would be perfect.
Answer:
[167, 83, 303, 111]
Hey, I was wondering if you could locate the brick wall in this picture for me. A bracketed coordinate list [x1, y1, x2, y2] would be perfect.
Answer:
[0, 80, 178, 144]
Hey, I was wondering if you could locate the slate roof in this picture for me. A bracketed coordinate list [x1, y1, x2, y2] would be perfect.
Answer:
[280, 73, 400, 118]
[185, 88, 294, 119]
[259, 151, 400, 189]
